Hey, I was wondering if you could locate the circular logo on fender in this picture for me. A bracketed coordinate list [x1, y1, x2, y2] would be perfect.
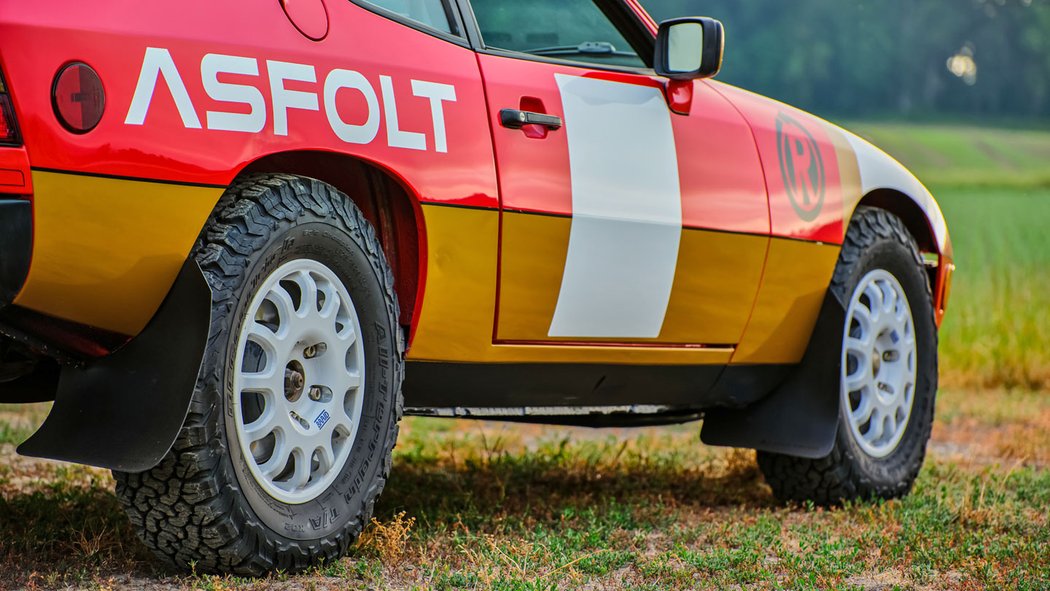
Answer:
[776, 112, 826, 221]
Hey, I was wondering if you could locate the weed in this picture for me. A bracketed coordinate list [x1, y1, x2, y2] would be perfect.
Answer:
[356, 511, 417, 562]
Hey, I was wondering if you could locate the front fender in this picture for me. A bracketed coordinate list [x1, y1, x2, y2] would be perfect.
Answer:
[842, 131, 950, 255]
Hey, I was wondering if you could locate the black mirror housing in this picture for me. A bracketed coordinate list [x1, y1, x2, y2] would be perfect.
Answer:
[654, 17, 725, 81]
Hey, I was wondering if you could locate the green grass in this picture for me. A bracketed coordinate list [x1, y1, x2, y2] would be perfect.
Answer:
[1, 393, 1047, 590]
[935, 186, 1050, 388]
[846, 122, 1050, 188]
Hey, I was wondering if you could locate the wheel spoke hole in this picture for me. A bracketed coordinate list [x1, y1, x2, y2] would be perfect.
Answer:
[289, 410, 310, 430]
[860, 415, 873, 435]
[279, 279, 303, 313]
[848, 389, 863, 411]
[333, 425, 349, 448]
[846, 353, 859, 377]
[316, 288, 327, 314]
[250, 432, 278, 464]
[240, 391, 266, 425]
[274, 454, 297, 488]
[241, 340, 267, 374]
[256, 298, 281, 332]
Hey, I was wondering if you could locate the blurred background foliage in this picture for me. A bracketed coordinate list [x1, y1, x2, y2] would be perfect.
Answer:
[642, 0, 1050, 121]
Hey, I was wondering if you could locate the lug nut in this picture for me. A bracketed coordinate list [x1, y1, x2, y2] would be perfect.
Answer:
[289, 410, 310, 430]
[308, 386, 323, 401]
[303, 343, 327, 359]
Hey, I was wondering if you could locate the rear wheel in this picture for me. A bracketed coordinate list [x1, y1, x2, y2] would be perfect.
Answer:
[757, 207, 938, 504]
[115, 174, 403, 575]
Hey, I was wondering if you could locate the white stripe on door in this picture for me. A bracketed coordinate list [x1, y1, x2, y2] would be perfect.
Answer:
[548, 74, 682, 338]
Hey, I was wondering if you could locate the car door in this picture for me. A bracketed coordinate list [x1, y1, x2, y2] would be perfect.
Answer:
[465, 0, 771, 347]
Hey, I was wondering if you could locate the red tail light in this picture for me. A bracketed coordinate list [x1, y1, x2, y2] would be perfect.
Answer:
[0, 71, 20, 146]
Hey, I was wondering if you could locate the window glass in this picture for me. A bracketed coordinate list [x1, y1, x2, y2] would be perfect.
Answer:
[470, 0, 645, 68]
[363, 0, 455, 35]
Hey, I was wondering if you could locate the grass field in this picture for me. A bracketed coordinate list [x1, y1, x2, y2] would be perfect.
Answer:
[2, 388, 1047, 590]
[845, 122, 1050, 389]
[1, 122, 1048, 590]
[933, 186, 1050, 389]
[848, 122, 1050, 189]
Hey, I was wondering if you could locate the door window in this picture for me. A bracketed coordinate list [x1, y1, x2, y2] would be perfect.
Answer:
[469, 0, 645, 68]
[361, 0, 457, 35]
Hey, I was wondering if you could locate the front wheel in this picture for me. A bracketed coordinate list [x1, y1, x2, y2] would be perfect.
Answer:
[758, 207, 938, 504]
[115, 174, 403, 575]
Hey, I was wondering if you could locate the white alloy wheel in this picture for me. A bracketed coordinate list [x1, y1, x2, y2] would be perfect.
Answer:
[841, 269, 918, 458]
[232, 258, 366, 504]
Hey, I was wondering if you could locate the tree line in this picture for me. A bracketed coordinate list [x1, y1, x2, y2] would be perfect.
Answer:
[642, 0, 1050, 120]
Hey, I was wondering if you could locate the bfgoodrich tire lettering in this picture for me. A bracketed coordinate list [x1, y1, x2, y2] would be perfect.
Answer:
[114, 174, 403, 575]
[757, 207, 938, 504]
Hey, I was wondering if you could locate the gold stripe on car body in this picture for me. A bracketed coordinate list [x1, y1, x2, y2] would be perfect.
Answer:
[15, 170, 222, 335]
[823, 123, 865, 238]
[497, 211, 769, 346]
[408, 204, 732, 365]
[731, 237, 841, 364]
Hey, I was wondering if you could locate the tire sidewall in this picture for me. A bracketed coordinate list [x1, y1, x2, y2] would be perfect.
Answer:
[836, 237, 938, 490]
[213, 216, 398, 542]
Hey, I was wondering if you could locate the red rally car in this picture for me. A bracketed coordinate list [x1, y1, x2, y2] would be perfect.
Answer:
[0, 0, 953, 574]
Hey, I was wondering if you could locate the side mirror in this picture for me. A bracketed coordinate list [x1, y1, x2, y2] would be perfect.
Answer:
[654, 17, 725, 80]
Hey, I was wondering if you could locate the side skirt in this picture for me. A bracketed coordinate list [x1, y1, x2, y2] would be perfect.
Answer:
[405, 404, 704, 428]
[403, 361, 726, 409]
[402, 358, 803, 429]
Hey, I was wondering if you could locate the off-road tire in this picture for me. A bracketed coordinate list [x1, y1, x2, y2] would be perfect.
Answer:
[114, 174, 403, 575]
[757, 207, 938, 505]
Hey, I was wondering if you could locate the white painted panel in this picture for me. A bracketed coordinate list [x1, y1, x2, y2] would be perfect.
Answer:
[548, 74, 682, 338]
[844, 131, 949, 252]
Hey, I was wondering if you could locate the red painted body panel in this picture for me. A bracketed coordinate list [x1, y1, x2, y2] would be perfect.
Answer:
[482, 53, 769, 346]
[713, 84, 846, 244]
[678, 81, 769, 235]
[480, 56, 768, 234]
[0, 1, 498, 208]
[0, 0, 949, 363]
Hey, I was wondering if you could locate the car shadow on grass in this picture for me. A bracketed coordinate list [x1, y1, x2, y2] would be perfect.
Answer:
[376, 445, 778, 532]
[0, 440, 776, 587]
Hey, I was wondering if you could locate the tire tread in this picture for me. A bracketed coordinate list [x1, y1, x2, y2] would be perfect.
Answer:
[757, 207, 938, 505]
[115, 174, 403, 575]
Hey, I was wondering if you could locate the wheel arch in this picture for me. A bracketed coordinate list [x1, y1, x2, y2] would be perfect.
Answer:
[848, 187, 953, 327]
[233, 150, 427, 341]
[856, 188, 937, 254]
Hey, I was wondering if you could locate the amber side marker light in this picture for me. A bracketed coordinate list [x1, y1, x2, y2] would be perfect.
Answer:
[52, 62, 105, 134]
[0, 71, 21, 145]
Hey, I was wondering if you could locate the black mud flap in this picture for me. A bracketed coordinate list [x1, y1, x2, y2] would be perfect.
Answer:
[701, 291, 845, 459]
[18, 260, 212, 472]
